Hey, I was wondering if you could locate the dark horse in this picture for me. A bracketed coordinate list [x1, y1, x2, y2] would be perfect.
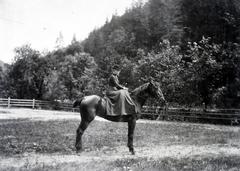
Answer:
[73, 80, 166, 155]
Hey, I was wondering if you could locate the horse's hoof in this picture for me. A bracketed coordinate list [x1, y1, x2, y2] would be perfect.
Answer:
[129, 148, 135, 155]
[76, 150, 83, 154]
[76, 147, 83, 153]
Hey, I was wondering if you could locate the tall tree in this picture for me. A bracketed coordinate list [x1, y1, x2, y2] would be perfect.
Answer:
[180, 0, 240, 44]
[8, 45, 49, 99]
[44, 52, 98, 100]
[55, 32, 65, 49]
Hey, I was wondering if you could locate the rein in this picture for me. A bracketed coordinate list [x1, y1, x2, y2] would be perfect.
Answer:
[131, 83, 150, 106]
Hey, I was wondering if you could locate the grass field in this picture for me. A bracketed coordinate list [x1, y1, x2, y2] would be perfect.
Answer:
[0, 108, 240, 171]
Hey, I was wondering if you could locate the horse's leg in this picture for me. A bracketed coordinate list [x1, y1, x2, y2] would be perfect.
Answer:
[75, 120, 90, 152]
[75, 106, 96, 153]
[127, 116, 136, 155]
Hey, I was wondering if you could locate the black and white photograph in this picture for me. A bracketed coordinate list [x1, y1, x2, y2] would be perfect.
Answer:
[0, 0, 240, 170]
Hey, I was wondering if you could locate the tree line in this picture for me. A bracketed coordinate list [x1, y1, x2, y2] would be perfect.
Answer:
[0, 0, 240, 107]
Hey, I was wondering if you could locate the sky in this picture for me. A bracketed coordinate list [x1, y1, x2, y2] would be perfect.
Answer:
[0, 0, 139, 64]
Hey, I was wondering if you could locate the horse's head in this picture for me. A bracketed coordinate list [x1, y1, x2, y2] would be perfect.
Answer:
[132, 79, 167, 106]
[147, 80, 166, 104]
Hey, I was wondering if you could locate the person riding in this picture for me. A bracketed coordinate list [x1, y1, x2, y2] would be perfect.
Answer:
[105, 65, 136, 116]
[108, 65, 127, 92]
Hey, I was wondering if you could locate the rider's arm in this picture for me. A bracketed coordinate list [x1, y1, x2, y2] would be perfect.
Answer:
[111, 75, 125, 90]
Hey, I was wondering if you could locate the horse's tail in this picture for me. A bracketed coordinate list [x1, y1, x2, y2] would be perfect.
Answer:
[73, 98, 83, 108]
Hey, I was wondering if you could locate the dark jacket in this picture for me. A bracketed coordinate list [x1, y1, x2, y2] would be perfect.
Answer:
[108, 74, 124, 91]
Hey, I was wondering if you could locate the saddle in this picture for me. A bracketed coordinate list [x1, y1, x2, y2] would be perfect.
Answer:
[99, 89, 138, 116]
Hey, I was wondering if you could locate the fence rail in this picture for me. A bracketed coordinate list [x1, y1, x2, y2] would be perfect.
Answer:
[0, 98, 240, 125]
[141, 106, 240, 125]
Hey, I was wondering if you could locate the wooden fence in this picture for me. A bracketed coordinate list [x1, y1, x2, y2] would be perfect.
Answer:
[141, 106, 240, 125]
[0, 98, 240, 125]
[0, 98, 72, 111]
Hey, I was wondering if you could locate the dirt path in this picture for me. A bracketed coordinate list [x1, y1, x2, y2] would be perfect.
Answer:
[1, 108, 239, 133]
[0, 108, 81, 121]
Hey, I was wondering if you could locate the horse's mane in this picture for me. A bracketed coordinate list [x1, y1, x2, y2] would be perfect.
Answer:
[131, 83, 149, 96]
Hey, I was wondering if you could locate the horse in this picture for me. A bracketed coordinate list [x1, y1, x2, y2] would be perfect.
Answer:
[73, 80, 166, 155]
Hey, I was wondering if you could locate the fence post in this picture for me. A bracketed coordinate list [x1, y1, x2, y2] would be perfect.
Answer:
[8, 97, 11, 108]
[202, 102, 206, 112]
[32, 99, 35, 109]
[156, 107, 161, 120]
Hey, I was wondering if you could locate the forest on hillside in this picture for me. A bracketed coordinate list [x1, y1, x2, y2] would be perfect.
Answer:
[1, 0, 240, 108]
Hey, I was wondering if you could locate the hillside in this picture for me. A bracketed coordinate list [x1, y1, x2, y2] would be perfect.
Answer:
[0, 60, 5, 68]
[0, 60, 8, 72]
[83, 0, 240, 61]
[81, 0, 240, 107]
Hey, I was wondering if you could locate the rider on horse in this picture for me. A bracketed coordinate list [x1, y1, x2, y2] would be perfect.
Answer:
[74, 65, 166, 154]
[108, 65, 127, 91]
[105, 65, 138, 116]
